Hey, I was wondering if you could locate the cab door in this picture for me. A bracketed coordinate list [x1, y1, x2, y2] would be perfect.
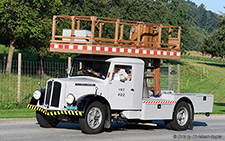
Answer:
[108, 64, 135, 110]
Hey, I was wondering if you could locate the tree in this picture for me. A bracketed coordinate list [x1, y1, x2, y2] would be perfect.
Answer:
[0, 0, 62, 74]
[200, 11, 225, 58]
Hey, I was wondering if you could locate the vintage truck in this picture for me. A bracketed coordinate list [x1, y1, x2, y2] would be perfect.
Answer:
[27, 16, 213, 134]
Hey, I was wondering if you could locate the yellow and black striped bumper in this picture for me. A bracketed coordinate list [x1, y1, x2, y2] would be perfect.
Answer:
[27, 104, 83, 117]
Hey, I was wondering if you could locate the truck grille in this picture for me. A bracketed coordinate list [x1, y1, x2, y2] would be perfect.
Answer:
[45, 81, 62, 108]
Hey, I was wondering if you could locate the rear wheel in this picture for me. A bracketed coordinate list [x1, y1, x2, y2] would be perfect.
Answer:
[79, 101, 105, 134]
[36, 111, 59, 128]
[165, 101, 191, 131]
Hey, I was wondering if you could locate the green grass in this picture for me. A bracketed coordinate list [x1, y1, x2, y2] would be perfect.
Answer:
[213, 103, 225, 114]
[0, 73, 50, 105]
[178, 58, 225, 114]
[0, 108, 35, 118]
[180, 58, 225, 103]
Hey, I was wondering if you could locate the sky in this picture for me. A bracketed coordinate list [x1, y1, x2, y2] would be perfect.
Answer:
[191, 0, 225, 15]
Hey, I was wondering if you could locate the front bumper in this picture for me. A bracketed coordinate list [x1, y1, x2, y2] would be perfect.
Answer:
[27, 104, 84, 117]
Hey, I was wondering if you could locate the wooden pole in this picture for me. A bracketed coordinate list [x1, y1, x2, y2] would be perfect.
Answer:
[168, 65, 172, 90]
[119, 24, 124, 41]
[114, 19, 120, 44]
[168, 27, 172, 38]
[77, 20, 80, 30]
[18, 53, 21, 104]
[90, 16, 97, 44]
[99, 22, 103, 43]
[68, 57, 71, 70]
[177, 64, 180, 93]
[153, 59, 161, 95]
[158, 25, 162, 48]
[52, 16, 56, 41]
[71, 16, 75, 42]
[137, 23, 141, 46]
[177, 27, 181, 49]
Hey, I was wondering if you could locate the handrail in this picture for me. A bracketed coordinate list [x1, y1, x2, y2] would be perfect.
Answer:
[51, 15, 181, 51]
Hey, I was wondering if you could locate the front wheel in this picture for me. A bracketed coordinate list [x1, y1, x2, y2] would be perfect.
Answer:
[166, 101, 191, 131]
[79, 101, 105, 134]
[36, 111, 59, 128]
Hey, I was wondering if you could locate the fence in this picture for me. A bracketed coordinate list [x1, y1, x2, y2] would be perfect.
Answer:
[0, 53, 179, 106]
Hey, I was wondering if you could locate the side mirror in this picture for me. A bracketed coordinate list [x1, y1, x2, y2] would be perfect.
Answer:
[119, 69, 126, 82]
[38, 81, 42, 90]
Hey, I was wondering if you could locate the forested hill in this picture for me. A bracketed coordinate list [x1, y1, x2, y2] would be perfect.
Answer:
[60, 0, 219, 52]
[188, 2, 218, 34]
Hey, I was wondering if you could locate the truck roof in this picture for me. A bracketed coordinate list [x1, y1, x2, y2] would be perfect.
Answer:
[106, 57, 144, 64]
[50, 15, 181, 60]
[72, 55, 144, 64]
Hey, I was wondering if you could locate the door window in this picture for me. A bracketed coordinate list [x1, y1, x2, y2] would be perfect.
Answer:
[112, 65, 132, 82]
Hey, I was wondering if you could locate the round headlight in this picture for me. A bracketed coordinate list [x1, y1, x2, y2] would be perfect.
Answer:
[66, 93, 75, 105]
[33, 90, 41, 100]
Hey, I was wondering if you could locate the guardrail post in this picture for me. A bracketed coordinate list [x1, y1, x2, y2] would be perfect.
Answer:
[18, 53, 21, 104]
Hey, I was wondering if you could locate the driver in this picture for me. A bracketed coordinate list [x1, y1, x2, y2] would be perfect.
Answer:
[87, 61, 105, 78]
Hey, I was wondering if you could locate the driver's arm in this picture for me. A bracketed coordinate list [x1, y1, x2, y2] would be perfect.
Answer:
[87, 69, 100, 77]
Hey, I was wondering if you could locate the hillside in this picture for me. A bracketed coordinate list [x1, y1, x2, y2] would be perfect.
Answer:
[179, 57, 225, 113]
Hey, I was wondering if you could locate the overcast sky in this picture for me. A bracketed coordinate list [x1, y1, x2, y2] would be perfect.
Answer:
[190, 0, 225, 14]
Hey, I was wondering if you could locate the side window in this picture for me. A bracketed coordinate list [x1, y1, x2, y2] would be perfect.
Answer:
[112, 65, 132, 82]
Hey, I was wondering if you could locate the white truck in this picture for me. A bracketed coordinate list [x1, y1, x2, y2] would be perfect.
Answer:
[27, 15, 213, 134]
[28, 55, 213, 134]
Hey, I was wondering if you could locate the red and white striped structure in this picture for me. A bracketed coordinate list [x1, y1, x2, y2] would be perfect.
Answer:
[143, 100, 177, 104]
[50, 43, 181, 59]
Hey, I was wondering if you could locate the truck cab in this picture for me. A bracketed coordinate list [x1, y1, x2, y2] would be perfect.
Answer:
[28, 55, 213, 134]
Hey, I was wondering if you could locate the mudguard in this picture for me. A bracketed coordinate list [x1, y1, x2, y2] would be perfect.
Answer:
[76, 94, 110, 113]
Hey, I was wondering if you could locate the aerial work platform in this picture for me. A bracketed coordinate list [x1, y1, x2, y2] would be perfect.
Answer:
[50, 15, 181, 60]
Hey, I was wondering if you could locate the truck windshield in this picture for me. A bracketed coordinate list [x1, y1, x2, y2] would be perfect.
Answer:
[69, 60, 110, 79]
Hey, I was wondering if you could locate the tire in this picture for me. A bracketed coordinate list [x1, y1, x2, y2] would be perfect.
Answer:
[169, 101, 191, 131]
[79, 101, 105, 134]
[36, 111, 59, 128]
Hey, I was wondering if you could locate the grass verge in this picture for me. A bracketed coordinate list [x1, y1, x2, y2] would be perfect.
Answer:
[0, 108, 35, 118]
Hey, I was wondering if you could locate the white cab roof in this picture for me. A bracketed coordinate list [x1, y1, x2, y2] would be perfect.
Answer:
[106, 57, 144, 64]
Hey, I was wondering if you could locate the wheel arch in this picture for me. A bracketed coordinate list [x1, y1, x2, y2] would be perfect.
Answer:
[76, 94, 111, 113]
[175, 97, 194, 113]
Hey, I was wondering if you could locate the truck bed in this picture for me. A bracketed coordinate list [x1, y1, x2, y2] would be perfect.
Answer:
[122, 92, 213, 120]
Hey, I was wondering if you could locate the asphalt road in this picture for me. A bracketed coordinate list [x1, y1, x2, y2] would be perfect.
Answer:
[0, 114, 224, 141]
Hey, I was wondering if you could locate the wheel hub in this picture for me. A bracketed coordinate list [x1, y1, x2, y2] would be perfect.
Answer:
[87, 107, 102, 129]
[177, 107, 188, 126]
